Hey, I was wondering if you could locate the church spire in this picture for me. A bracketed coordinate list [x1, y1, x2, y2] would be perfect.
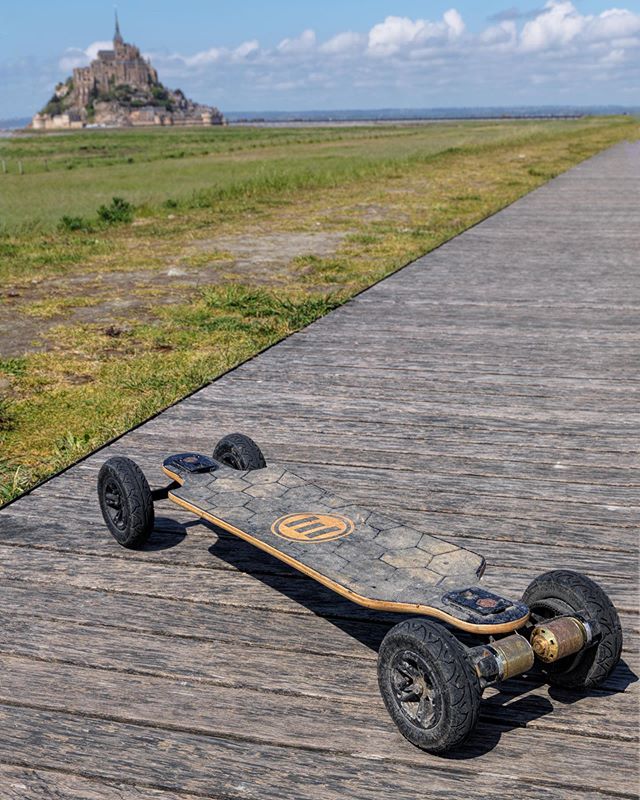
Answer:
[114, 9, 123, 45]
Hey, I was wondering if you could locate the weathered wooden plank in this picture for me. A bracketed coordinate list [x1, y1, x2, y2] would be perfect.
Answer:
[0, 764, 202, 800]
[3, 709, 635, 800]
[0, 764, 625, 800]
[2, 504, 637, 591]
[182, 391, 639, 435]
[11, 455, 639, 533]
[157, 399, 640, 453]
[133, 425, 640, 478]
[150, 418, 640, 465]
[0, 657, 636, 788]
[0, 617, 636, 741]
[0, 536, 636, 612]
[0, 570, 636, 653]
[112, 425, 640, 483]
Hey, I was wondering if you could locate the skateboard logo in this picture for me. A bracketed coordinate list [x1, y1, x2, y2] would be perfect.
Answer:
[272, 513, 354, 543]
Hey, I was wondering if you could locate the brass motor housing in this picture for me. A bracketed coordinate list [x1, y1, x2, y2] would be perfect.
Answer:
[489, 633, 535, 680]
[530, 617, 588, 663]
[471, 633, 535, 684]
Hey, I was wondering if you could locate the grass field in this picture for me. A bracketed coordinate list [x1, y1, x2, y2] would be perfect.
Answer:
[0, 116, 637, 502]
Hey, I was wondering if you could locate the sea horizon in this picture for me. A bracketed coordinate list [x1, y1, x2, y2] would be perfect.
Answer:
[2, 104, 638, 132]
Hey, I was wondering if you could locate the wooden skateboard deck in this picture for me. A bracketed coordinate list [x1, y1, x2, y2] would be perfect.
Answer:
[162, 453, 529, 634]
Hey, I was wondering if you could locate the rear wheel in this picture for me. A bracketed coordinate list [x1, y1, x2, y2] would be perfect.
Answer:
[213, 433, 266, 471]
[523, 570, 622, 689]
[377, 618, 481, 753]
[97, 456, 154, 549]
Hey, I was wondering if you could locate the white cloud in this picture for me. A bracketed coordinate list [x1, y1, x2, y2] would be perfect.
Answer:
[232, 40, 260, 61]
[277, 29, 316, 54]
[368, 11, 465, 57]
[520, 1, 585, 51]
[58, 40, 112, 72]
[601, 47, 626, 65]
[183, 47, 223, 67]
[520, 0, 640, 52]
[443, 9, 465, 39]
[480, 20, 518, 47]
[24, 3, 638, 115]
[320, 32, 363, 55]
[585, 8, 640, 42]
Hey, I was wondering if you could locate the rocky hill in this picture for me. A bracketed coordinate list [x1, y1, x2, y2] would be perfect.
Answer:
[33, 15, 223, 130]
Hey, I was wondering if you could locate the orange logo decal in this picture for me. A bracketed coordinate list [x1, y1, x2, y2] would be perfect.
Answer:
[272, 513, 354, 543]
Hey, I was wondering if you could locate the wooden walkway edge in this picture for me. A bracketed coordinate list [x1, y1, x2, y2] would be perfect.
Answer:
[1, 141, 639, 799]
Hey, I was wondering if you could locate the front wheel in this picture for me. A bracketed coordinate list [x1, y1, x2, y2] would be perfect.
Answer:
[213, 433, 266, 471]
[377, 618, 481, 753]
[523, 569, 622, 689]
[97, 456, 154, 549]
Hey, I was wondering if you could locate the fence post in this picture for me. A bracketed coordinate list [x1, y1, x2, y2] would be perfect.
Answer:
[18, 161, 23, 175]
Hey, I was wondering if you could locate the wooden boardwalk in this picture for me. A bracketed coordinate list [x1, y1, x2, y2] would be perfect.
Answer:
[1, 141, 638, 799]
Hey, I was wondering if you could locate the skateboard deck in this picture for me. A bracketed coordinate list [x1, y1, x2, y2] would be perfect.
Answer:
[163, 453, 529, 634]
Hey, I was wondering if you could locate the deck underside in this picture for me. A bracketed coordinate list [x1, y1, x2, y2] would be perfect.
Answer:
[0, 142, 638, 799]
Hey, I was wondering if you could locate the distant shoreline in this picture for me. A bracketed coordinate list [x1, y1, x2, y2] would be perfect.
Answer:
[228, 115, 589, 128]
[2, 105, 638, 134]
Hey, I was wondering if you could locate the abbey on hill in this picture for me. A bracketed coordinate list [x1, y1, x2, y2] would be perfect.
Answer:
[33, 15, 224, 130]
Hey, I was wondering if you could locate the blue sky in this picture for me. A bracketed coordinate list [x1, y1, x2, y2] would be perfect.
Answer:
[2, 1, 639, 117]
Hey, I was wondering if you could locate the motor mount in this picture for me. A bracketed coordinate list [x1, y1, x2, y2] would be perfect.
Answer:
[469, 613, 598, 687]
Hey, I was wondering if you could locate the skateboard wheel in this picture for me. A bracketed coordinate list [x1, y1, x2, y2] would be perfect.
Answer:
[97, 456, 154, 549]
[523, 570, 623, 689]
[213, 433, 266, 471]
[377, 618, 481, 754]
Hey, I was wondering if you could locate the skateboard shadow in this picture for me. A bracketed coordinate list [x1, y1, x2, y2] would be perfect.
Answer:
[142, 516, 188, 551]
[203, 518, 405, 649]
[447, 658, 638, 758]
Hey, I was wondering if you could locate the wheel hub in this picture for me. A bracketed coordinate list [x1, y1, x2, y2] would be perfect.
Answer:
[390, 650, 440, 730]
[103, 479, 128, 531]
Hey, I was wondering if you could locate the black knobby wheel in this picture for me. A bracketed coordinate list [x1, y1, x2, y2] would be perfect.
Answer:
[523, 569, 623, 689]
[97, 456, 154, 549]
[213, 433, 266, 471]
[377, 618, 481, 754]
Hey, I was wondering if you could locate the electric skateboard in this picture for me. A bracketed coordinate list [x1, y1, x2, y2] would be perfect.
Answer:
[97, 432, 623, 753]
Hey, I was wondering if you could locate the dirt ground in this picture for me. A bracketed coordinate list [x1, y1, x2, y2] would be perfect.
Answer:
[2, 230, 349, 357]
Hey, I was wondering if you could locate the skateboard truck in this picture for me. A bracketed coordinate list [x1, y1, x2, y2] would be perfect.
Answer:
[96, 432, 623, 756]
[470, 611, 600, 686]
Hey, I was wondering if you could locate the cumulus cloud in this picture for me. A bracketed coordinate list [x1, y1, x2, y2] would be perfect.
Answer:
[58, 40, 112, 72]
[232, 40, 260, 61]
[182, 47, 223, 67]
[277, 29, 316, 54]
[368, 11, 465, 57]
[480, 20, 518, 47]
[520, 1, 640, 51]
[13, 2, 639, 115]
[320, 31, 363, 55]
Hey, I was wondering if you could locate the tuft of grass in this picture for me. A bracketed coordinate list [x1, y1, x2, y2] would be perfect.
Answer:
[201, 284, 341, 328]
[97, 196, 134, 225]
[0, 357, 28, 377]
[0, 397, 13, 432]
[59, 215, 94, 232]
[0, 460, 32, 505]
[21, 295, 102, 320]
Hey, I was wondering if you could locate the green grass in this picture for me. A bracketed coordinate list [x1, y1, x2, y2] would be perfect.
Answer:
[0, 118, 629, 233]
[0, 116, 638, 503]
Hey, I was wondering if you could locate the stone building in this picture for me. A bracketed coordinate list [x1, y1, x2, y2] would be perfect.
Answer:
[32, 15, 223, 130]
[72, 16, 159, 107]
